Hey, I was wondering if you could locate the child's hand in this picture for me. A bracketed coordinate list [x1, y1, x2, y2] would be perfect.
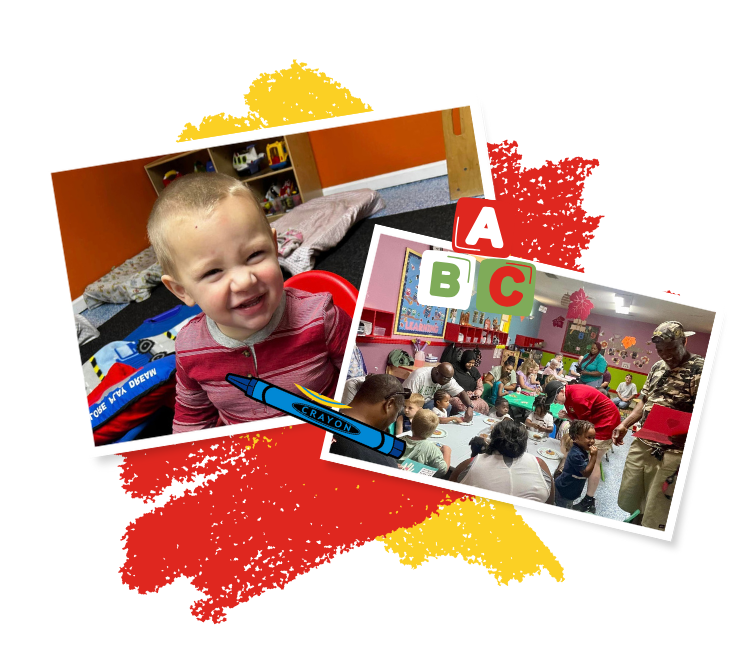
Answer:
[589, 444, 598, 456]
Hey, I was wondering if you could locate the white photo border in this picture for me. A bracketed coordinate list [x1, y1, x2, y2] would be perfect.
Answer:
[60, 102, 493, 457]
[324, 224, 723, 542]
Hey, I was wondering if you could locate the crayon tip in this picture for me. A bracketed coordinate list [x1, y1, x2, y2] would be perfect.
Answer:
[226, 373, 252, 392]
[390, 440, 405, 459]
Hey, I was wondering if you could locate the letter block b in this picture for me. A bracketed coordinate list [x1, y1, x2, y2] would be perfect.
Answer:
[418, 251, 476, 310]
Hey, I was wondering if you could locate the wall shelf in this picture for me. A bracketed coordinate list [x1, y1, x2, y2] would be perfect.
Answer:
[143, 133, 323, 222]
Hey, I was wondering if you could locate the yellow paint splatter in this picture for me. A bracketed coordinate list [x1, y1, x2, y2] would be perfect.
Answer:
[379, 496, 564, 583]
[178, 60, 372, 141]
[236, 432, 272, 451]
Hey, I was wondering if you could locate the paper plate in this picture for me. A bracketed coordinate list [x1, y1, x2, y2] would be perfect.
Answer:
[537, 447, 562, 460]
[456, 420, 474, 427]
[484, 417, 500, 425]
[431, 428, 448, 438]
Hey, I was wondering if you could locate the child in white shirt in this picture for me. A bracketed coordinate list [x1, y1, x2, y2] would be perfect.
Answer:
[525, 395, 554, 435]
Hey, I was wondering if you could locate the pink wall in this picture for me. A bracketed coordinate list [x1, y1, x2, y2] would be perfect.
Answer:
[536, 307, 711, 373]
[360, 234, 505, 375]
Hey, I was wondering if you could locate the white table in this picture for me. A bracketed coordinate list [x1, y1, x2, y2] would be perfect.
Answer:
[415, 412, 563, 474]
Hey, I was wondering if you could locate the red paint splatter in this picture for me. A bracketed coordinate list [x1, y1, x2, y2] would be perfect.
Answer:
[120, 141, 600, 620]
[666, 290, 680, 295]
[489, 141, 602, 270]
[120, 425, 465, 622]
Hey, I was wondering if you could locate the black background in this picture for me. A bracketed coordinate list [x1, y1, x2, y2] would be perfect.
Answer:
[47, 56, 729, 634]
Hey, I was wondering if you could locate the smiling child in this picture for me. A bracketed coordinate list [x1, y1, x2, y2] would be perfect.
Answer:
[148, 173, 351, 432]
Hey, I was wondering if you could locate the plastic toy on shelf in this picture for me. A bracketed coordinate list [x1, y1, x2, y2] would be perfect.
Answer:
[266, 140, 290, 170]
[162, 170, 182, 187]
[233, 144, 266, 176]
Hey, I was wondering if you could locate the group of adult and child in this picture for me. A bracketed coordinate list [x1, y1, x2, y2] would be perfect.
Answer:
[337, 324, 703, 531]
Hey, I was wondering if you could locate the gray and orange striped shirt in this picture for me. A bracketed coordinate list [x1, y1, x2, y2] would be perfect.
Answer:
[173, 288, 351, 432]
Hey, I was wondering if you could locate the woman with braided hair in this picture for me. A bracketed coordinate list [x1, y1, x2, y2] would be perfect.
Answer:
[454, 420, 554, 504]
[578, 342, 608, 388]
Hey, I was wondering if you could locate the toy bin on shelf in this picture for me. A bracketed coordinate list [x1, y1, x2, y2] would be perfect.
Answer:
[444, 322, 500, 348]
[514, 335, 544, 349]
[360, 308, 394, 338]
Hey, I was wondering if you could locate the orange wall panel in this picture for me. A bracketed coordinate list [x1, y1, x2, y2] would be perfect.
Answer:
[308, 111, 446, 188]
[52, 157, 159, 299]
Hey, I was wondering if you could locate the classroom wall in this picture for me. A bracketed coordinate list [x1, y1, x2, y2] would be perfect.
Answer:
[360, 234, 543, 376]
[55, 114, 447, 300]
[308, 111, 446, 189]
[52, 157, 160, 300]
[536, 306, 711, 378]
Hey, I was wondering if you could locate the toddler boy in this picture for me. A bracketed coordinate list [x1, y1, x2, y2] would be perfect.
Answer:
[395, 392, 425, 434]
[398, 409, 451, 474]
[148, 173, 351, 432]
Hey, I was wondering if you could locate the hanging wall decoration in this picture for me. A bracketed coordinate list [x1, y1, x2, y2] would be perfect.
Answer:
[566, 288, 594, 321]
[552, 315, 565, 328]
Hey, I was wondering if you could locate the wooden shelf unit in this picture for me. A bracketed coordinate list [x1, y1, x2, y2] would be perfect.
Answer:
[359, 308, 395, 338]
[444, 322, 507, 348]
[514, 335, 544, 349]
[144, 133, 323, 222]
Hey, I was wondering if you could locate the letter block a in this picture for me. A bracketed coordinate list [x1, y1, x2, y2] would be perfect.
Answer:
[418, 251, 476, 310]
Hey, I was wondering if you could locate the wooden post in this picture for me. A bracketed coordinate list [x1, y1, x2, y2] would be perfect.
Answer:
[441, 107, 484, 201]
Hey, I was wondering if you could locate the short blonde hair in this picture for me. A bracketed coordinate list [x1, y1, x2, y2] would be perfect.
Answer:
[147, 172, 266, 275]
[406, 393, 425, 409]
[411, 409, 439, 439]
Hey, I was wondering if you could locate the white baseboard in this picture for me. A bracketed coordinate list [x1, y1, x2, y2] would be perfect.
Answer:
[322, 160, 448, 195]
[72, 295, 87, 315]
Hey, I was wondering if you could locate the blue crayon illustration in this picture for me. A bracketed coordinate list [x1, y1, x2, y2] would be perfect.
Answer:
[226, 374, 405, 458]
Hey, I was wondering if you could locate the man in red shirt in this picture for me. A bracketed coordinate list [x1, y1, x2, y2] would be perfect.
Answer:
[553, 383, 621, 514]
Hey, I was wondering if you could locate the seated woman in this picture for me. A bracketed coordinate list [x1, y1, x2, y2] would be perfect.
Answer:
[449, 350, 490, 415]
[453, 420, 554, 504]
[516, 358, 542, 395]
[577, 343, 608, 388]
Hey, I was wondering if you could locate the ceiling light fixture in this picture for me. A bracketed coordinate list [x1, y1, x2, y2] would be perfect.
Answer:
[616, 306, 631, 315]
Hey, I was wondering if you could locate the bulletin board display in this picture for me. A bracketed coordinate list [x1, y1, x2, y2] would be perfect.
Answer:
[393, 248, 450, 338]
[561, 320, 602, 356]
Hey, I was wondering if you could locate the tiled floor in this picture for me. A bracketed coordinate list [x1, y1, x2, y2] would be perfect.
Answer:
[571, 434, 633, 522]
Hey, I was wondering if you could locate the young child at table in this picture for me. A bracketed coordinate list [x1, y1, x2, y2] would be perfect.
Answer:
[488, 397, 513, 424]
[148, 173, 351, 432]
[395, 393, 425, 435]
[525, 395, 554, 435]
[481, 372, 495, 406]
[554, 420, 598, 509]
[517, 359, 541, 396]
[431, 390, 463, 424]
[482, 371, 508, 409]
[398, 409, 451, 474]
[449, 435, 488, 483]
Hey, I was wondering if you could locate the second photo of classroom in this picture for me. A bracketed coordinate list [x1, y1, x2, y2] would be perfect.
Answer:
[342, 231, 715, 529]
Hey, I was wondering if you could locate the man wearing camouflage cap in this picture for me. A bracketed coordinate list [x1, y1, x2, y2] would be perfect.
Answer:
[612, 321, 704, 530]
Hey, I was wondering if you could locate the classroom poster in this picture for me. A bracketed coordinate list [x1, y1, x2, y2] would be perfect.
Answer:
[561, 319, 601, 356]
[393, 248, 449, 338]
